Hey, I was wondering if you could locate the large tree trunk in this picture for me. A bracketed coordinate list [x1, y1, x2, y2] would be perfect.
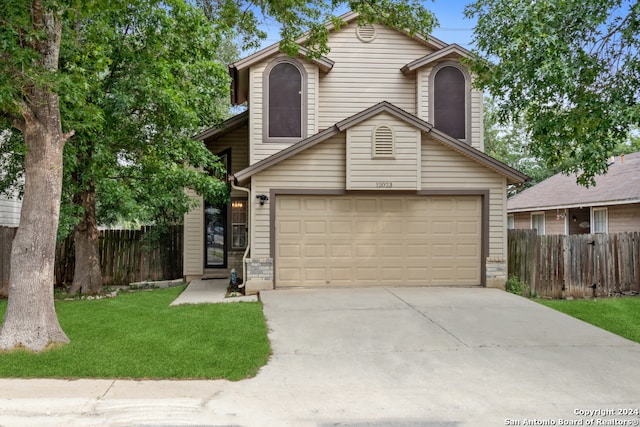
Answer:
[0, 5, 70, 352]
[68, 183, 103, 295]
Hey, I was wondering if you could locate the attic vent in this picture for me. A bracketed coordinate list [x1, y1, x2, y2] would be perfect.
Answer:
[356, 24, 376, 42]
[372, 125, 394, 158]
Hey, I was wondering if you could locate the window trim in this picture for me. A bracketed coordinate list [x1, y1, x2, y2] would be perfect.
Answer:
[262, 57, 308, 143]
[591, 207, 608, 234]
[531, 212, 545, 236]
[429, 61, 471, 144]
[230, 198, 248, 250]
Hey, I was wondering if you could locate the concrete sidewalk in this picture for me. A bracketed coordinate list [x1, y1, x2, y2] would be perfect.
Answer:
[1, 287, 639, 426]
[169, 278, 258, 305]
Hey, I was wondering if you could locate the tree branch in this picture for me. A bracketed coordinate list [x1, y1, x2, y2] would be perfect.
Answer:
[1, 112, 26, 133]
[31, 0, 44, 32]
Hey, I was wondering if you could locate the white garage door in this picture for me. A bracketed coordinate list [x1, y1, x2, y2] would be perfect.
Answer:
[275, 194, 482, 287]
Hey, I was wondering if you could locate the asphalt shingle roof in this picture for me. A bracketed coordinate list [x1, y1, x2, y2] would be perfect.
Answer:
[508, 151, 640, 212]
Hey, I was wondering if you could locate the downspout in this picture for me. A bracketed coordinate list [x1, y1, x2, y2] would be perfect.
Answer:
[229, 176, 250, 288]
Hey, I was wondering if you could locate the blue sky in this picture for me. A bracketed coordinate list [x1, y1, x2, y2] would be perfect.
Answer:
[252, 0, 477, 53]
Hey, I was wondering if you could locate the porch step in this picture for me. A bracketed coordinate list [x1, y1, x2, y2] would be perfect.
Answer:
[202, 272, 229, 280]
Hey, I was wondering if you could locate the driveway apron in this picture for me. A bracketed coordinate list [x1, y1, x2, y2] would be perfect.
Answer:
[244, 287, 640, 426]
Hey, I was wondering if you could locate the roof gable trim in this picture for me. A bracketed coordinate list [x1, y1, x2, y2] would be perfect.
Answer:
[401, 44, 472, 75]
[193, 111, 248, 141]
[231, 44, 335, 73]
[233, 101, 528, 184]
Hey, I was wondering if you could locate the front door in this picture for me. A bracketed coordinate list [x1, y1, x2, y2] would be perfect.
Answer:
[205, 204, 226, 268]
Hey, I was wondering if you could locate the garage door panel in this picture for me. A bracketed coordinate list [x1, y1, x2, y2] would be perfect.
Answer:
[304, 221, 327, 234]
[330, 244, 352, 258]
[432, 221, 453, 235]
[304, 244, 327, 257]
[356, 244, 377, 258]
[279, 244, 301, 258]
[381, 222, 403, 234]
[407, 267, 430, 280]
[356, 199, 377, 212]
[457, 243, 480, 257]
[279, 220, 301, 234]
[276, 195, 481, 287]
[381, 267, 404, 280]
[279, 268, 301, 281]
[355, 221, 378, 234]
[355, 267, 379, 281]
[407, 221, 429, 235]
[457, 221, 479, 234]
[381, 198, 403, 212]
[381, 244, 404, 257]
[304, 198, 327, 211]
[305, 268, 327, 281]
[330, 221, 352, 234]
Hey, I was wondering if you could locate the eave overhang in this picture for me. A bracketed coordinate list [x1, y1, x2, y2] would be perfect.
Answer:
[233, 101, 529, 185]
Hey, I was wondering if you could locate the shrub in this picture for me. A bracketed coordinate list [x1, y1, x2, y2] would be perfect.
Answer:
[505, 275, 531, 297]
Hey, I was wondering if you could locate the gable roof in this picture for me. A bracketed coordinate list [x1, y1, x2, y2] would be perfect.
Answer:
[233, 101, 529, 184]
[192, 110, 248, 141]
[401, 44, 473, 75]
[229, 10, 449, 105]
[508, 151, 640, 212]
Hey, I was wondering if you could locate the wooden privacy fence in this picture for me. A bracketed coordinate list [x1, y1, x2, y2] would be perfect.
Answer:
[1, 225, 183, 296]
[508, 229, 640, 298]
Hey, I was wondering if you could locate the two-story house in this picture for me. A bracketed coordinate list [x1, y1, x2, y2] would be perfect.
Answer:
[183, 12, 528, 293]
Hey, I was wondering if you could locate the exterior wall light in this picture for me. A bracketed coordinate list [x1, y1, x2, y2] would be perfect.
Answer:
[256, 194, 269, 206]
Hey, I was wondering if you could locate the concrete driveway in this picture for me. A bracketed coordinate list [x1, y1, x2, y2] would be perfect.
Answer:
[1, 287, 640, 426]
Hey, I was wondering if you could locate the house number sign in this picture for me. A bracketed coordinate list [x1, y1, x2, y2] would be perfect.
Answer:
[376, 181, 393, 188]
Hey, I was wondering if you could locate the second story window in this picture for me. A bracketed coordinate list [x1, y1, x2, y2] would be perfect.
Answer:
[433, 65, 467, 140]
[267, 61, 304, 140]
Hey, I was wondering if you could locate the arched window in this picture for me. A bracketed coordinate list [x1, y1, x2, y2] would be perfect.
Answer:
[433, 65, 466, 140]
[266, 60, 304, 140]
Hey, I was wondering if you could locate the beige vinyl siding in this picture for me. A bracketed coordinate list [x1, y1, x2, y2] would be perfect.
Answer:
[183, 189, 204, 276]
[417, 66, 433, 130]
[204, 123, 249, 198]
[417, 67, 484, 151]
[604, 203, 640, 233]
[249, 54, 318, 164]
[421, 137, 507, 258]
[318, 22, 431, 129]
[183, 123, 250, 277]
[471, 88, 484, 151]
[346, 112, 420, 190]
[251, 134, 347, 258]
[0, 197, 21, 227]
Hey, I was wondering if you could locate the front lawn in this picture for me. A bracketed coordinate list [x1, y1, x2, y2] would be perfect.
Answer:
[537, 296, 640, 344]
[0, 286, 271, 380]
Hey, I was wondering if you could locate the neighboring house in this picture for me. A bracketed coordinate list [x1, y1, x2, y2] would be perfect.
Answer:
[508, 152, 640, 235]
[184, 12, 528, 293]
[0, 195, 21, 227]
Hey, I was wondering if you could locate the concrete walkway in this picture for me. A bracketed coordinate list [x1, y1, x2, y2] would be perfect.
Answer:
[169, 278, 258, 306]
[1, 287, 640, 426]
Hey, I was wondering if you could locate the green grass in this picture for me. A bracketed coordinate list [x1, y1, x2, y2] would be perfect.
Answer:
[0, 286, 271, 380]
[537, 296, 640, 344]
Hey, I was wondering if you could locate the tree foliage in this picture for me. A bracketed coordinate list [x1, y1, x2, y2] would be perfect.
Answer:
[0, 0, 439, 347]
[466, 0, 640, 186]
[483, 97, 556, 194]
[60, 0, 231, 228]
